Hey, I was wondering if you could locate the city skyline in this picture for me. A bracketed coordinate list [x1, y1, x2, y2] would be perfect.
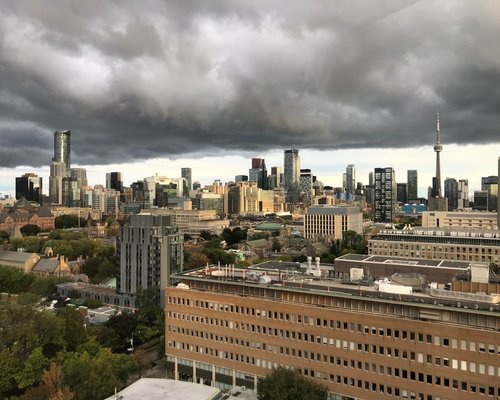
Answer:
[0, 2, 499, 174]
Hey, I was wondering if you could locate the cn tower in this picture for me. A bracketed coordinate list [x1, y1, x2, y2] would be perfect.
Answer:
[433, 113, 442, 197]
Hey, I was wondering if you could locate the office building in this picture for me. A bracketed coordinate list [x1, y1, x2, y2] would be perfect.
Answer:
[269, 167, 283, 189]
[166, 262, 500, 398]
[473, 190, 489, 211]
[407, 170, 418, 200]
[283, 148, 300, 191]
[49, 161, 66, 204]
[62, 177, 81, 207]
[374, 167, 396, 223]
[106, 172, 124, 193]
[70, 168, 88, 188]
[444, 178, 458, 211]
[181, 168, 192, 197]
[116, 214, 183, 308]
[304, 205, 362, 241]
[396, 183, 408, 204]
[421, 211, 498, 230]
[82, 186, 120, 215]
[235, 175, 248, 183]
[481, 176, 498, 212]
[225, 182, 274, 216]
[15, 173, 42, 204]
[368, 227, 500, 263]
[345, 165, 355, 196]
[300, 169, 313, 204]
[249, 159, 268, 190]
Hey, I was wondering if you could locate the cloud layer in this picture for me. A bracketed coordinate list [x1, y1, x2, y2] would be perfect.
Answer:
[1, 0, 499, 167]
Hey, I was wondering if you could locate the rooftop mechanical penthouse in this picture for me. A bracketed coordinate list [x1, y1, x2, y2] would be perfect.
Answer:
[165, 260, 500, 400]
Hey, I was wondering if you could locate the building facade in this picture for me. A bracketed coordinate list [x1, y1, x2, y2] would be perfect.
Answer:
[165, 265, 500, 399]
[368, 227, 500, 264]
[407, 170, 418, 201]
[284, 148, 300, 191]
[304, 205, 363, 241]
[374, 167, 396, 223]
[421, 211, 498, 230]
[345, 165, 355, 196]
[116, 214, 183, 308]
[15, 173, 42, 204]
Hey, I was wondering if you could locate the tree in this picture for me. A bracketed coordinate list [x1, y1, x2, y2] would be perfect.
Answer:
[185, 252, 209, 270]
[58, 308, 87, 352]
[21, 224, 42, 236]
[20, 363, 74, 400]
[15, 347, 50, 389]
[55, 215, 85, 229]
[0, 229, 10, 241]
[258, 367, 328, 400]
[271, 237, 282, 252]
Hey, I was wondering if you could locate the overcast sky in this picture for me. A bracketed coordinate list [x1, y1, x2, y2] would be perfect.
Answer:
[0, 0, 499, 196]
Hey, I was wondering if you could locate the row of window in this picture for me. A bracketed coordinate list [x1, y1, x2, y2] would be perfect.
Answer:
[167, 340, 500, 398]
[169, 322, 500, 378]
[166, 301, 499, 354]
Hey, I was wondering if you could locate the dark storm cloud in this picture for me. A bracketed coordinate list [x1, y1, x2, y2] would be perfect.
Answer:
[0, 0, 499, 167]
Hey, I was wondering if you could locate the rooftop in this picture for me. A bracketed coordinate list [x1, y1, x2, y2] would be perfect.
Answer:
[103, 378, 221, 400]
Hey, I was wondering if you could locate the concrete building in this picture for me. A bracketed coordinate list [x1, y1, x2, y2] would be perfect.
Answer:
[374, 167, 396, 223]
[82, 186, 120, 215]
[225, 182, 274, 216]
[142, 208, 229, 239]
[299, 169, 313, 204]
[422, 211, 498, 230]
[116, 214, 183, 308]
[49, 161, 66, 204]
[304, 205, 362, 241]
[368, 227, 500, 263]
[166, 262, 500, 399]
[15, 173, 43, 204]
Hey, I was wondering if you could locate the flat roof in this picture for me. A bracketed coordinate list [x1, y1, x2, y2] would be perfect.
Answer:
[336, 254, 471, 270]
[104, 378, 221, 400]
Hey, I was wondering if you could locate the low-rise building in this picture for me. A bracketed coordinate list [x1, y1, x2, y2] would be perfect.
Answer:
[304, 205, 362, 241]
[422, 211, 498, 230]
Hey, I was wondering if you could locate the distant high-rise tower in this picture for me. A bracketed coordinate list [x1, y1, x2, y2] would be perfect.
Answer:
[53, 130, 71, 172]
[444, 177, 458, 211]
[374, 167, 396, 223]
[428, 114, 447, 211]
[432, 114, 442, 197]
[345, 164, 356, 196]
[49, 130, 71, 204]
[181, 168, 192, 197]
[249, 158, 268, 189]
[457, 179, 469, 210]
[106, 172, 124, 193]
[407, 170, 418, 200]
[284, 148, 300, 191]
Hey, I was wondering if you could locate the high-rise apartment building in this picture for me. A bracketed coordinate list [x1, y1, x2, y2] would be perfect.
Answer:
[116, 214, 183, 308]
[53, 130, 71, 171]
[457, 179, 469, 210]
[15, 173, 42, 204]
[345, 164, 356, 196]
[299, 169, 313, 204]
[62, 177, 81, 207]
[49, 130, 71, 204]
[283, 148, 300, 191]
[407, 170, 418, 200]
[70, 168, 87, 187]
[181, 168, 192, 197]
[374, 167, 396, 223]
[269, 167, 283, 189]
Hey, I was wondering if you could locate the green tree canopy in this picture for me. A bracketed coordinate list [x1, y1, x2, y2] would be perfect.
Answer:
[20, 224, 41, 236]
[258, 367, 328, 400]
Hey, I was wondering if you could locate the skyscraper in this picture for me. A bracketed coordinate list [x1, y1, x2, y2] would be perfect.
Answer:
[345, 164, 356, 196]
[284, 148, 300, 191]
[106, 172, 124, 193]
[396, 183, 407, 204]
[15, 173, 42, 204]
[374, 167, 396, 223]
[457, 179, 469, 210]
[181, 168, 192, 197]
[249, 158, 268, 189]
[49, 130, 71, 204]
[444, 177, 458, 211]
[407, 170, 418, 200]
[481, 175, 498, 211]
[53, 130, 71, 172]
